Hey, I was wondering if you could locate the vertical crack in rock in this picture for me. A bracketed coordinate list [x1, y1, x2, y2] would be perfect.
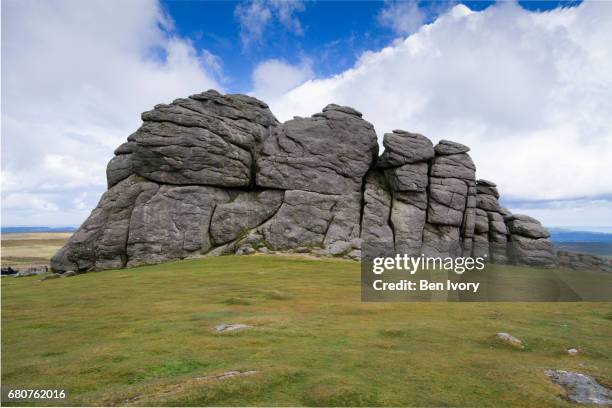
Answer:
[50, 91, 556, 273]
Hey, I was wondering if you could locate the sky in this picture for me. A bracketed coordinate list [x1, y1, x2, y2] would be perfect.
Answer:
[1, 0, 611, 230]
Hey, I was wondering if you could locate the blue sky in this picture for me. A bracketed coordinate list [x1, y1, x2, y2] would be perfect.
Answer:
[161, 0, 581, 94]
[2, 0, 611, 229]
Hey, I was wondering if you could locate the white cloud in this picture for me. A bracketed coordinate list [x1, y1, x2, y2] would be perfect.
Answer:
[509, 199, 612, 228]
[1, 0, 222, 226]
[235, 0, 305, 48]
[265, 1, 612, 216]
[252, 59, 314, 100]
[378, 0, 426, 35]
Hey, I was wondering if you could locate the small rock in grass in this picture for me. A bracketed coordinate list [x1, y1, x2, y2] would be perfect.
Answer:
[215, 323, 252, 333]
[61, 271, 77, 277]
[495, 332, 525, 349]
[236, 246, 256, 256]
[194, 370, 258, 381]
[545, 370, 612, 405]
[567, 347, 581, 356]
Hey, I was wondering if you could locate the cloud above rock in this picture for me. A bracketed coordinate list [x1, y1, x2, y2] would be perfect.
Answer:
[265, 2, 612, 222]
[1, 0, 221, 225]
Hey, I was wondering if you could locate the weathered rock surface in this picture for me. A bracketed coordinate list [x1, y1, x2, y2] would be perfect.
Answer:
[256, 104, 378, 194]
[434, 139, 470, 155]
[377, 130, 434, 167]
[506, 214, 555, 266]
[495, 332, 525, 349]
[51, 90, 557, 273]
[214, 323, 252, 333]
[361, 172, 394, 245]
[545, 370, 612, 405]
[210, 190, 284, 245]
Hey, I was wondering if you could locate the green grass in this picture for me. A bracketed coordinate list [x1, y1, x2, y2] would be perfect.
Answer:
[2, 255, 612, 407]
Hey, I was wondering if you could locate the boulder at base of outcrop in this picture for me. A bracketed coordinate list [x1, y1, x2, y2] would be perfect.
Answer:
[545, 370, 612, 405]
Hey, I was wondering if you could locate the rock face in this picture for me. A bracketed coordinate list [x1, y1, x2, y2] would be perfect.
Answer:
[51, 90, 556, 273]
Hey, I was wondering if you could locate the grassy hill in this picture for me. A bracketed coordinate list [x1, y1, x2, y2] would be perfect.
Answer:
[2, 255, 612, 407]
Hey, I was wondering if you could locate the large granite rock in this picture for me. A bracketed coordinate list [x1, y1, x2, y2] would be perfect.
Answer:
[51, 90, 556, 273]
[256, 104, 378, 194]
[377, 130, 434, 167]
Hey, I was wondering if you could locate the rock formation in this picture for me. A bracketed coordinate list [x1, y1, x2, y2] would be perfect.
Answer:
[51, 90, 556, 273]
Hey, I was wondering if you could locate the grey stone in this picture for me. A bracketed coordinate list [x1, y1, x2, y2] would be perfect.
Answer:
[126, 185, 230, 267]
[236, 245, 256, 255]
[495, 332, 525, 349]
[361, 172, 394, 245]
[488, 211, 508, 235]
[421, 224, 461, 258]
[557, 251, 612, 273]
[545, 370, 612, 405]
[476, 185, 501, 199]
[474, 209, 490, 234]
[427, 177, 468, 227]
[434, 139, 470, 155]
[51, 90, 558, 273]
[476, 193, 501, 213]
[61, 270, 77, 277]
[473, 233, 490, 259]
[114, 142, 136, 155]
[461, 187, 477, 239]
[214, 323, 252, 333]
[377, 130, 434, 167]
[476, 179, 500, 198]
[507, 214, 550, 239]
[131, 121, 253, 187]
[384, 162, 429, 192]
[508, 235, 556, 266]
[256, 106, 378, 194]
[430, 153, 476, 180]
[391, 193, 427, 256]
[51, 176, 159, 272]
[106, 154, 133, 188]
[210, 190, 284, 245]
[258, 190, 360, 252]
